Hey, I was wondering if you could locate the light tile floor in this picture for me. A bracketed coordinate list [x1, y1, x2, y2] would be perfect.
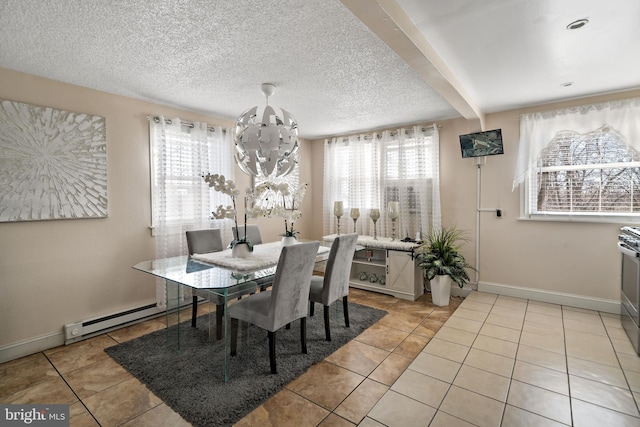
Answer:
[362, 291, 640, 427]
[1, 289, 639, 426]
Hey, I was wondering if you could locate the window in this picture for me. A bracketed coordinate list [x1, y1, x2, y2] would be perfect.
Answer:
[383, 137, 435, 216]
[323, 125, 441, 237]
[516, 97, 640, 221]
[149, 117, 234, 248]
[531, 128, 640, 215]
[153, 129, 211, 225]
[385, 182, 431, 215]
[328, 137, 379, 210]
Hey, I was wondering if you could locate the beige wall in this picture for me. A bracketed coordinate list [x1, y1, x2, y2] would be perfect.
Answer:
[310, 88, 640, 308]
[442, 103, 619, 302]
[0, 68, 316, 360]
[2, 65, 639, 361]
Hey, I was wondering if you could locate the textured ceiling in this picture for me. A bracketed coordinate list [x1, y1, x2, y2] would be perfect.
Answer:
[0, 0, 639, 139]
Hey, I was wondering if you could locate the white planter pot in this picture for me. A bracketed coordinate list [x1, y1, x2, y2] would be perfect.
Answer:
[281, 236, 298, 246]
[430, 275, 452, 306]
[231, 242, 252, 258]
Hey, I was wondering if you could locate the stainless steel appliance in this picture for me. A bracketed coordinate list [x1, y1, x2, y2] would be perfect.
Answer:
[618, 226, 640, 355]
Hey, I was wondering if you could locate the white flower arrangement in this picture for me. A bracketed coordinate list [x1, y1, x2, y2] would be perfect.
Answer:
[202, 173, 253, 249]
[247, 181, 308, 237]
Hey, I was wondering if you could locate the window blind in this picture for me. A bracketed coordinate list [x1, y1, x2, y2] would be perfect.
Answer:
[531, 128, 640, 215]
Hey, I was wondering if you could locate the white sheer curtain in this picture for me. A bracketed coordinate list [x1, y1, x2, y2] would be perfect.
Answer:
[514, 96, 640, 190]
[323, 134, 381, 236]
[150, 116, 234, 307]
[323, 124, 441, 238]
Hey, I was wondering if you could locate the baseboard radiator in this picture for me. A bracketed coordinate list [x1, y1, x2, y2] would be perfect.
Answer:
[63, 303, 175, 345]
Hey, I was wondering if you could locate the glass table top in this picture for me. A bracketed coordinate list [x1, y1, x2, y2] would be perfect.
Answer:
[133, 242, 330, 292]
[133, 255, 276, 291]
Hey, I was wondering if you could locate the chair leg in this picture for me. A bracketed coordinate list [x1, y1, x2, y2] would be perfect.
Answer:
[343, 295, 350, 328]
[323, 305, 331, 341]
[268, 331, 277, 374]
[191, 296, 198, 327]
[230, 318, 239, 357]
[309, 301, 315, 316]
[216, 304, 224, 340]
[301, 317, 307, 354]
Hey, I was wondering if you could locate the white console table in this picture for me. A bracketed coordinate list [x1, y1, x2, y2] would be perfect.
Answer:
[323, 234, 424, 301]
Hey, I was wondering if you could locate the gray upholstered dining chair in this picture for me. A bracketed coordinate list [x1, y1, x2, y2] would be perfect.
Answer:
[309, 233, 358, 341]
[185, 228, 257, 339]
[232, 224, 263, 244]
[229, 240, 320, 374]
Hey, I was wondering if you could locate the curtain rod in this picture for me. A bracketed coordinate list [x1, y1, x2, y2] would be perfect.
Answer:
[335, 124, 441, 142]
[391, 124, 442, 135]
[147, 116, 225, 133]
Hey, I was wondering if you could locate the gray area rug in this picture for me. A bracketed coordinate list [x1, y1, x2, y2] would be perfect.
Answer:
[105, 302, 387, 427]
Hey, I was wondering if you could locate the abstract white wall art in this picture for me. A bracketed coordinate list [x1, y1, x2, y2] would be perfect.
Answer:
[0, 99, 107, 222]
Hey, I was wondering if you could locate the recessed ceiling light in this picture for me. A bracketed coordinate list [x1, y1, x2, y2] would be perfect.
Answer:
[561, 82, 574, 87]
[567, 18, 589, 30]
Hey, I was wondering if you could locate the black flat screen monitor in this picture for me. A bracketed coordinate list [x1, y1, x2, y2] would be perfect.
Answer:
[459, 129, 504, 158]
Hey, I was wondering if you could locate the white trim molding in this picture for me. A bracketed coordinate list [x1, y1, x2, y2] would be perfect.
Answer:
[0, 303, 169, 364]
[451, 283, 475, 298]
[478, 281, 620, 314]
[0, 332, 64, 364]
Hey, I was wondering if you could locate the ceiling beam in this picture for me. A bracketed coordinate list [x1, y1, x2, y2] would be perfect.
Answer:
[341, 0, 485, 129]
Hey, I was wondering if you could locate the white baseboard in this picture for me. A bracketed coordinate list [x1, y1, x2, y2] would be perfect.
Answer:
[451, 283, 476, 298]
[1, 303, 173, 364]
[0, 332, 65, 364]
[478, 281, 620, 314]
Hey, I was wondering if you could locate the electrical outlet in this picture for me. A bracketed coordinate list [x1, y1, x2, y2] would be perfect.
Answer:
[64, 322, 83, 340]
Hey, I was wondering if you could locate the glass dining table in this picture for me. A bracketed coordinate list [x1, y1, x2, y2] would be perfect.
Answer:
[132, 241, 330, 382]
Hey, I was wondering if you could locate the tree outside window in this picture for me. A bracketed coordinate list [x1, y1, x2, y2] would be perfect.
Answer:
[532, 127, 640, 215]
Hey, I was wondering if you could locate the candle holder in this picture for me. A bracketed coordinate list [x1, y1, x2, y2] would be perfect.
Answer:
[334, 201, 344, 235]
[387, 201, 400, 241]
[369, 208, 380, 240]
[350, 208, 360, 233]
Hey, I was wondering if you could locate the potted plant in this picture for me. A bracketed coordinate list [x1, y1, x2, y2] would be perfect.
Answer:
[202, 173, 253, 257]
[416, 225, 475, 306]
[276, 183, 307, 245]
[248, 181, 308, 246]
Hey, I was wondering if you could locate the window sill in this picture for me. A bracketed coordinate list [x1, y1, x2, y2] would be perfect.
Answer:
[149, 219, 224, 237]
[518, 213, 640, 225]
